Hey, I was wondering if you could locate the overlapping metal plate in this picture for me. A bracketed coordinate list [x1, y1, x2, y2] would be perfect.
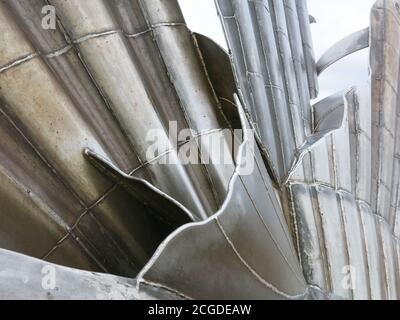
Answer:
[0, 0, 399, 300]
[216, 0, 319, 184]
[0, 0, 235, 277]
[286, 0, 400, 300]
[0, 0, 312, 300]
[217, 0, 400, 300]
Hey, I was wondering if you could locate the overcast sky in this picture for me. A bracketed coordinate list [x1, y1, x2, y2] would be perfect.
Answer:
[178, 0, 376, 100]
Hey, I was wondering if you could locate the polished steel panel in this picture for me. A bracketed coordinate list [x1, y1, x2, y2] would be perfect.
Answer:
[0, 0, 399, 301]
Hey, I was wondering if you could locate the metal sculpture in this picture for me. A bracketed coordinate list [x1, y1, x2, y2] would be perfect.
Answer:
[0, 0, 398, 300]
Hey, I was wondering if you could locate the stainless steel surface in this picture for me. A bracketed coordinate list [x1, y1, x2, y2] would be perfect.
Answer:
[136, 96, 314, 300]
[285, 0, 400, 300]
[215, 0, 319, 184]
[0, 0, 233, 277]
[0, 0, 399, 300]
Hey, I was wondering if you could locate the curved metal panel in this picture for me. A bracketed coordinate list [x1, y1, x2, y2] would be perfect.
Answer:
[317, 28, 370, 75]
[215, 0, 325, 185]
[0, 0, 236, 277]
[0, 248, 181, 300]
[0, 0, 399, 301]
[135, 96, 313, 300]
[285, 0, 400, 300]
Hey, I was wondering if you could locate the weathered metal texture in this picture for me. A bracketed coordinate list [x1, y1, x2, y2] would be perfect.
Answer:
[286, 0, 400, 300]
[81, 92, 315, 300]
[134, 96, 317, 300]
[83, 149, 197, 225]
[316, 28, 370, 75]
[296, 0, 319, 100]
[0, 0, 312, 300]
[0, 0, 399, 301]
[215, 0, 319, 184]
[0, 0, 237, 278]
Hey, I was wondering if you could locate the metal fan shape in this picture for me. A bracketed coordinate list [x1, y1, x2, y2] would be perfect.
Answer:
[0, 0, 399, 300]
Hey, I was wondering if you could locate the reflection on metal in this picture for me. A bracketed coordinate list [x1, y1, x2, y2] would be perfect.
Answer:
[0, 0, 399, 300]
[136, 96, 314, 300]
[286, 0, 400, 300]
[0, 248, 180, 300]
[316, 28, 370, 75]
[215, 0, 320, 184]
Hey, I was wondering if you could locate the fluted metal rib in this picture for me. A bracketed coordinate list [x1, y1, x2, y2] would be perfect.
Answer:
[216, 0, 320, 184]
[0, 0, 235, 277]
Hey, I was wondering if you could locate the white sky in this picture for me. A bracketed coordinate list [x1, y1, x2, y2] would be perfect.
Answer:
[178, 0, 377, 100]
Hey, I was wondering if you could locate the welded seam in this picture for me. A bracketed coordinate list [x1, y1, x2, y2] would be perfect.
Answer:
[389, 6, 400, 236]
[358, 202, 373, 299]
[0, 26, 182, 74]
[254, 159, 298, 251]
[269, 7, 303, 148]
[136, 95, 314, 299]
[132, 129, 225, 173]
[337, 192, 354, 299]
[0, 108, 88, 210]
[296, 0, 319, 99]
[332, 131, 354, 298]
[238, 175, 306, 284]
[216, 97, 294, 249]
[47, 2, 151, 197]
[313, 185, 333, 293]
[0, 53, 39, 74]
[192, 33, 232, 130]
[136, 96, 252, 296]
[255, 0, 289, 172]
[69, 232, 110, 273]
[289, 181, 400, 243]
[288, 185, 303, 267]
[140, 280, 194, 300]
[38, 17, 152, 263]
[0, 162, 71, 236]
[307, 133, 331, 292]
[352, 90, 363, 200]
[378, 218, 390, 300]
[233, 2, 284, 178]
[379, 219, 393, 299]
[41, 129, 225, 258]
[73, 29, 121, 44]
[215, 219, 309, 300]
[44, 44, 73, 58]
[249, 0, 271, 13]
[251, 148, 300, 257]
[215, 0, 282, 181]
[41, 183, 119, 260]
[125, 28, 151, 38]
[373, 0, 388, 223]
[283, 0, 312, 135]
[349, 89, 373, 298]
[137, 0, 223, 210]
[253, 0, 290, 179]
[42, 196, 143, 273]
